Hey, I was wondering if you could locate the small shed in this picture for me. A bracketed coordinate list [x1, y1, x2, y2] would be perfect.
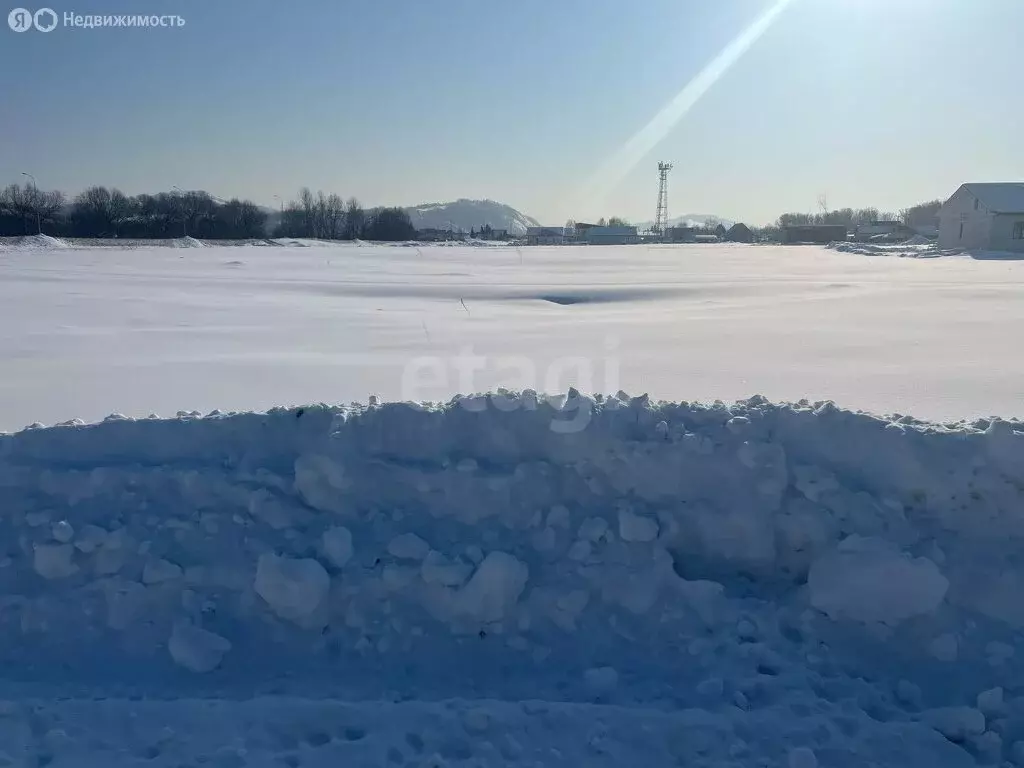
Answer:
[584, 226, 639, 245]
[726, 223, 754, 243]
[781, 225, 848, 244]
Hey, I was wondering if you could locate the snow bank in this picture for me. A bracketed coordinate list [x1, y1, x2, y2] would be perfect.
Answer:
[2, 233, 71, 249]
[904, 234, 934, 246]
[170, 236, 206, 248]
[3, 394, 1024, 762]
[270, 237, 352, 248]
[830, 241, 944, 258]
[830, 240, 1024, 261]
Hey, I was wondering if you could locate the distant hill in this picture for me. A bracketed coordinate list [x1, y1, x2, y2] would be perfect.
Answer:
[404, 199, 540, 235]
[634, 214, 737, 230]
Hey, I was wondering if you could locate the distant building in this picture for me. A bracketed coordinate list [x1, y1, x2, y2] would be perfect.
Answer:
[781, 225, 848, 244]
[938, 183, 1024, 253]
[726, 223, 754, 243]
[583, 225, 639, 245]
[574, 222, 598, 239]
[666, 226, 697, 243]
[417, 227, 458, 242]
[854, 221, 913, 243]
[474, 224, 509, 241]
[526, 226, 568, 245]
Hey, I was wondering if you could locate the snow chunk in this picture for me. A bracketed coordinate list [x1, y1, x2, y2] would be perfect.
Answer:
[322, 526, 354, 568]
[793, 465, 840, 502]
[922, 707, 985, 742]
[546, 505, 570, 529]
[578, 517, 609, 542]
[977, 687, 1004, 717]
[421, 550, 472, 587]
[74, 524, 107, 553]
[168, 623, 231, 673]
[568, 540, 591, 561]
[929, 633, 959, 662]
[248, 490, 297, 530]
[51, 520, 74, 543]
[143, 558, 183, 584]
[461, 708, 490, 733]
[454, 551, 528, 624]
[293, 454, 351, 514]
[987, 641, 1014, 666]
[896, 680, 922, 709]
[726, 415, 751, 434]
[1011, 740, 1024, 767]
[584, 666, 619, 695]
[690, 504, 776, 572]
[696, 677, 724, 699]
[254, 554, 330, 622]
[975, 731, 1002, 763]
[33, 544, 78, 579]
[531, 527, 557, 552]
[808, 536, 948, 624]
[25, 510, 50, 527]
[788, 747, 818, 768]
[93, 529, 131, 576]
[618, 508, 658, 543]
[388, 533, 430, 561]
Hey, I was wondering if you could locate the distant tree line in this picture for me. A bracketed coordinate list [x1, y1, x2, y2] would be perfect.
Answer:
[0, 183, 268, 239]
[771, 200, 942, 231]
[274, 188, 415, 241]
[0, 181, 419, 242]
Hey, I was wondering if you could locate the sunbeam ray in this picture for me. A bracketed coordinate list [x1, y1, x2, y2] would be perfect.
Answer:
[583, 0, 799, 210]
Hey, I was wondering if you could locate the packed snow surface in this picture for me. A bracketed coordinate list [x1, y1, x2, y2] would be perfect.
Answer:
[2, 396, 1024, 765]
[2, 242, 1024, 432]
[4, 240, 1024, 764]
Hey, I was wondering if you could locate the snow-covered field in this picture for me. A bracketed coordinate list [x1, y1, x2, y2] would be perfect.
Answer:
[2, 241, 1023, 432]
[3, 240, 1024, 766]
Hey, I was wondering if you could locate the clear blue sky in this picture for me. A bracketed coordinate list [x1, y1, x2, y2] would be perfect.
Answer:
[2, 0, 1023, 225]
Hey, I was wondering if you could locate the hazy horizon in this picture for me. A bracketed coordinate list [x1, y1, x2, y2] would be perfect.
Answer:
[4, 0, 1023, 226]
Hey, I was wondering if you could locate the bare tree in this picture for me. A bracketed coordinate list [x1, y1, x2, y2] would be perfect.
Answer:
[3, 184, 33, 233]
[900, 200, 942, 228]
[2, 183, 63, 234]
[326, 194, 344, 239]
[344, 197, 365, 240]
[73, 186, 138, 237]
[107, 189, 134, 236]
[298, 187, 316, 238]
[37, 189, 65, 231]
[174, 190, 214, 237]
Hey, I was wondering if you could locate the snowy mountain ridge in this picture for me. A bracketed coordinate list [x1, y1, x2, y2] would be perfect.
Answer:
[404, 198, 540, 235]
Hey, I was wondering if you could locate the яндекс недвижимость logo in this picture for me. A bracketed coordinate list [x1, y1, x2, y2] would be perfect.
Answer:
[8, 8, 183, 31]
[8, 7, 57, 31]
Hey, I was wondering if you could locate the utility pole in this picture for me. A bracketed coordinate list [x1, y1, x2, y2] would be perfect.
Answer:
[21, 172, 40, 234]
